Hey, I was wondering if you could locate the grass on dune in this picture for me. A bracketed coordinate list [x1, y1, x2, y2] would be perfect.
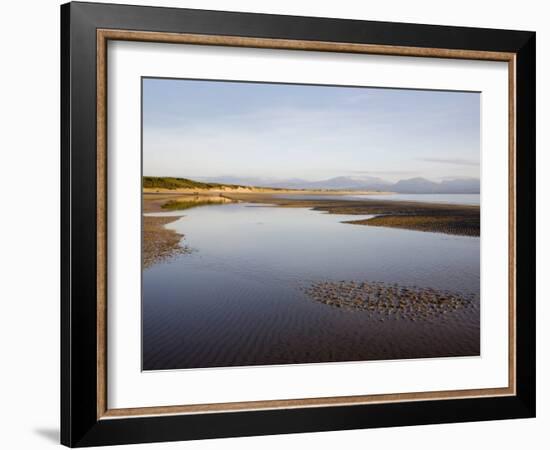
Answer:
[143, 176, 241, 190]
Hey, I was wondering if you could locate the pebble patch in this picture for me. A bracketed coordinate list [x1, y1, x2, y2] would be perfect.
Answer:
[303, 281, 477, 322]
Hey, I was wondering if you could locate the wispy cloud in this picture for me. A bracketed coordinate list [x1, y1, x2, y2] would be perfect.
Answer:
[417, 157, 479, 166]
[143, 79, 480, 180]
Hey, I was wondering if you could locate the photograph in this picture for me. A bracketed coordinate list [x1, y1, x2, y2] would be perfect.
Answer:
[141, 78, 481, 371]
[55, 1, 537, 446]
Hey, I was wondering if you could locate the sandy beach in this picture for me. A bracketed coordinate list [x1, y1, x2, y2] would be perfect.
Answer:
[143, 187, 393, 195]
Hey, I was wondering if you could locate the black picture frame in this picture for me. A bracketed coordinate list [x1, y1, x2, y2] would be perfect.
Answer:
[61, 1, 536, 447]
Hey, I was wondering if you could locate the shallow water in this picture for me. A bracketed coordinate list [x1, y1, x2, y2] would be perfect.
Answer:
[273, 193, 480, 205]
[143, 202, 480, 370]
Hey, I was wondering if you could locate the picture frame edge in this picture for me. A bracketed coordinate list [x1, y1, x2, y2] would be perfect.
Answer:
[61, 2, 536, 447]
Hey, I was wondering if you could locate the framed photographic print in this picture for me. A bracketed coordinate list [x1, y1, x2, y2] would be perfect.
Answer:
[61, 2, 536, 447]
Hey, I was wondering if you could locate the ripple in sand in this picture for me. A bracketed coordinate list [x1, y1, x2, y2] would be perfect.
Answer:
[303, 280, 476, 321]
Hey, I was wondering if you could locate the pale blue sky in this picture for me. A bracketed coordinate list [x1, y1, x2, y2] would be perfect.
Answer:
[143, 78, 480, 182]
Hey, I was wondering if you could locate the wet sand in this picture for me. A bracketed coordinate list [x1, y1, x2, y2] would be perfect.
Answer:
[142, 216, 191, 268]
[224, 193, 480, 236]
[144, 274, 480, 369]
[345, 214, 479, 237]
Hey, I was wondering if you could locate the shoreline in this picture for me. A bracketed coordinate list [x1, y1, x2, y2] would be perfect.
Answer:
[142, 215, 190, 268]
[223, 192, 480, 237]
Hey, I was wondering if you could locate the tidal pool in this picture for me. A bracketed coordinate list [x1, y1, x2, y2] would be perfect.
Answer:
[143, 202, 480, 370]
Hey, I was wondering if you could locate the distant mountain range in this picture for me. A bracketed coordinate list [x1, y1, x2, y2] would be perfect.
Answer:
[195, 175, 480, 194]
[391, 177, 480, 194]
